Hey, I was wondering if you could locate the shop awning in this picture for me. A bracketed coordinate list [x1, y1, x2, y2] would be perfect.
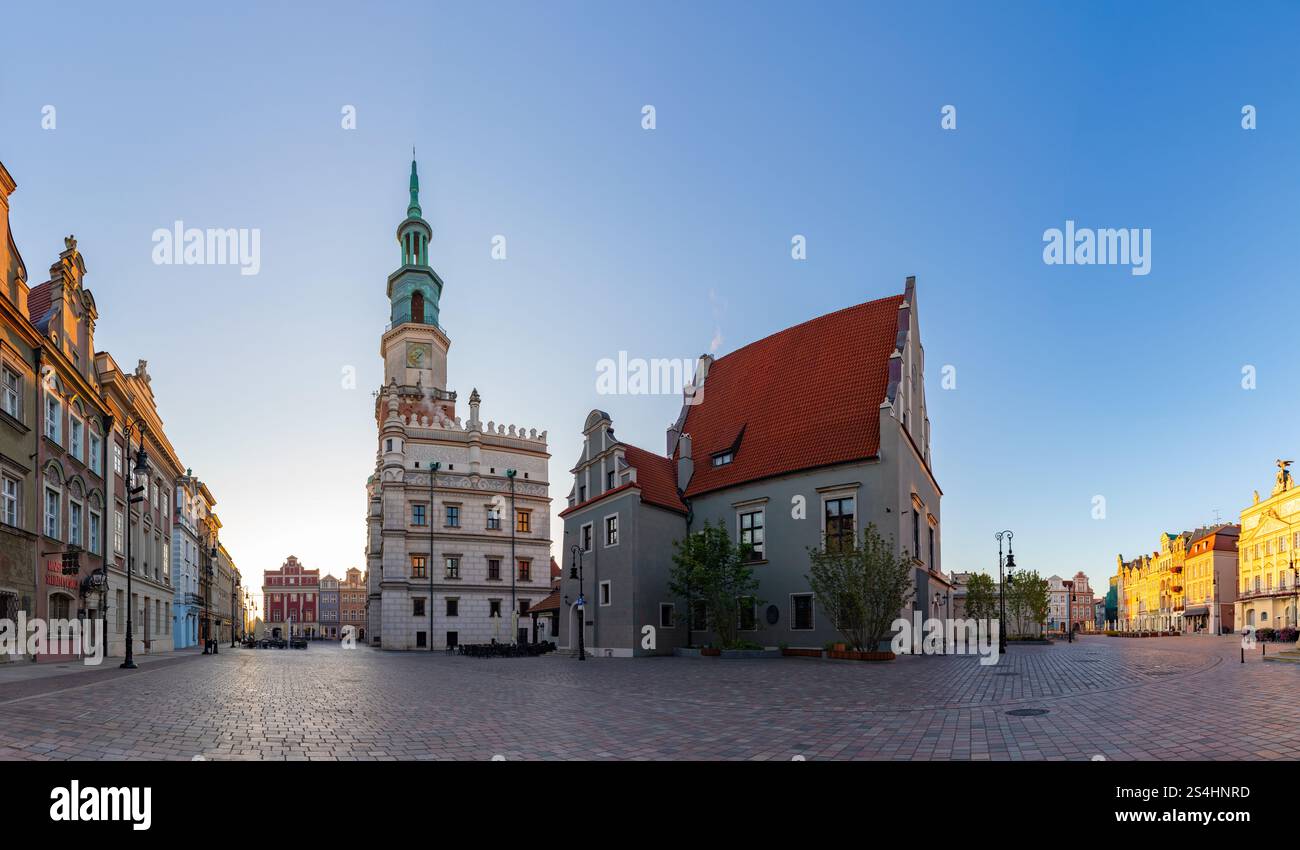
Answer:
[1182, 606, 1209, 618]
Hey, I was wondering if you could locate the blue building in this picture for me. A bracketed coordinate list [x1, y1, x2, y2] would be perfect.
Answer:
[171, 471, 205, 648]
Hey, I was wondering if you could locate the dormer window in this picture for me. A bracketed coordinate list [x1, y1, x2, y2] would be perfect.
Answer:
[712, 452, 733, 467]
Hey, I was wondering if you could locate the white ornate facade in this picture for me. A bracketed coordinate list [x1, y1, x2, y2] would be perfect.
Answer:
[365, 160, 552, 650]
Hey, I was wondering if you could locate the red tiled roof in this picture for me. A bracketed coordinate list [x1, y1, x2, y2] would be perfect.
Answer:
[622, 444, 686, 513]
[549, 556, 561, 580]
[26, 281, 52, 327]
[530, 588, 561, 613]
[680, 292, 904, 498]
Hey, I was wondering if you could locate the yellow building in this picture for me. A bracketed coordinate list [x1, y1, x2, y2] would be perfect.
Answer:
[1237, 461, 1300, 631]
[1116, 531, 1189, 631]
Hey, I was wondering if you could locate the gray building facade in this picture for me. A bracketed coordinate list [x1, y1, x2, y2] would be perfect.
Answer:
[559, 277, 944, 655]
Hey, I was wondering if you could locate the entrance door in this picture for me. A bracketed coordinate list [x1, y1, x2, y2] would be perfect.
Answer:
[517, 627, 527, 645]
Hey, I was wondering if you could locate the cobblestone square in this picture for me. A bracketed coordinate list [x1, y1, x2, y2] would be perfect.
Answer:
[0, 635, 1292, 761]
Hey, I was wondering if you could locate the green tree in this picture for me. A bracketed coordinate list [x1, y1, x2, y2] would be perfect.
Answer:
[1006, 569, 1049, 637]
[668, 522, 760, 650]
[806, 523, 914, 651]
[963, 572, 998, 622]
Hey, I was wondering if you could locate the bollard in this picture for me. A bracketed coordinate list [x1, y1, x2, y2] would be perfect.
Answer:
[1241, 647, 1245, 663]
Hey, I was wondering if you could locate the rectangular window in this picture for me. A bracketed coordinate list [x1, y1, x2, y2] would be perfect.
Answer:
[69, 501, 82, 547]
[2, 367, 20, 419]
[605, 515, 619, 546]
[739, 509, 764, 560]
[115, 589, 124, 632]
[599, 580, 611, 606]
[410, 555, 427, 578]
[45, 397, 61, 443]
[412, 504, 427, 526]
[445, 557, 460, 579]
[415, 631, 427, 648]
[69, 417, 83, 461]
[113, 444, 123, 476]
[792, 594, 814, 630]
[445, 505, 460, 527]
[89, 432, 102, 474]
[659, 603, 675, 628]
[44, 488, 60, 539]
[581, 524, 592, 552]
[446, 598, 458, 617]
[114, 509, 124, 553]
[412, 598, 425, 617]
[606, 469, 615, 491]
[825, 497, 856, 552]
[518, 560, 531, 582]
[487, 558, 501, 581]
[519, 599, 530, 615]
[486, 507, 501, 530]
[516, 510, 531, 533]
[489, 599, 501, 618]
[1, 475, 18, 527]
[912, 508, 921, 560]
[712, 452, 733, 467]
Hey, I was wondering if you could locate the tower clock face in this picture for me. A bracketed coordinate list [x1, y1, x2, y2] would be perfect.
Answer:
[406, 343, 431, 367]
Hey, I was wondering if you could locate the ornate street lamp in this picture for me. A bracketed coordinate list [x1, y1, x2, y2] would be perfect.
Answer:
[1063, 579, 1074, 643]
[120, 425, 151, 669]
[570, 544, 585, 661]
[995, 530, 1013, 654]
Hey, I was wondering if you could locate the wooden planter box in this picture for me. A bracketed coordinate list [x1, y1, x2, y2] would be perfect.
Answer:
[827, 649, 896, 661]
[780, 648, 823, 658]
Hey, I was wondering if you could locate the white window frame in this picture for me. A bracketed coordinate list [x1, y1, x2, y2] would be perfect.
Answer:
[89, 509, 102, 554]
[89, 429, 102, 474]
[737, 506, 765, 560]
[1, 475, 18, 527]
[603, 513, 619, 548]
[69, 499, 83, 548]
[580, 522, 593, 552]
[1, 366, 20, 419]
[45, 396, 61, 444]
[599, 580, 611, 607]
[69, 415, 83, 462]
[44, 487, 60, 540]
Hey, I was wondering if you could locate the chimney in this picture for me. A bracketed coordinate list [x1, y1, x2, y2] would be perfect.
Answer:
[677, 433, 694, 493]
[667, 422, 679, 456]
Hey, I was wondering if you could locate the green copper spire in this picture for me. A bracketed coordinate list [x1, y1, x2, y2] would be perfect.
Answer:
[408, 152, 422, 217]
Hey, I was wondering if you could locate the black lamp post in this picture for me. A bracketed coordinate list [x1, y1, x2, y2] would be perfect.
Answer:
[995, 530, 1013, 654]
[120, 423, 152, 669]
[230, 571, 238, 648]
[506, 469, 517, 644]
[570, 543, 585, 661]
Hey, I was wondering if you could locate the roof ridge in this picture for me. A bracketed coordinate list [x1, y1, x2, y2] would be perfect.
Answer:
[710, 292, 905, 366]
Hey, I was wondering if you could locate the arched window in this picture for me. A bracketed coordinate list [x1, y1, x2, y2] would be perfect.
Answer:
[411, 290, 425, 324]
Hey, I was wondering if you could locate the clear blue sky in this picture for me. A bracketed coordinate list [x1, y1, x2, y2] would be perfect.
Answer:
[3, 1, 1299, 597]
